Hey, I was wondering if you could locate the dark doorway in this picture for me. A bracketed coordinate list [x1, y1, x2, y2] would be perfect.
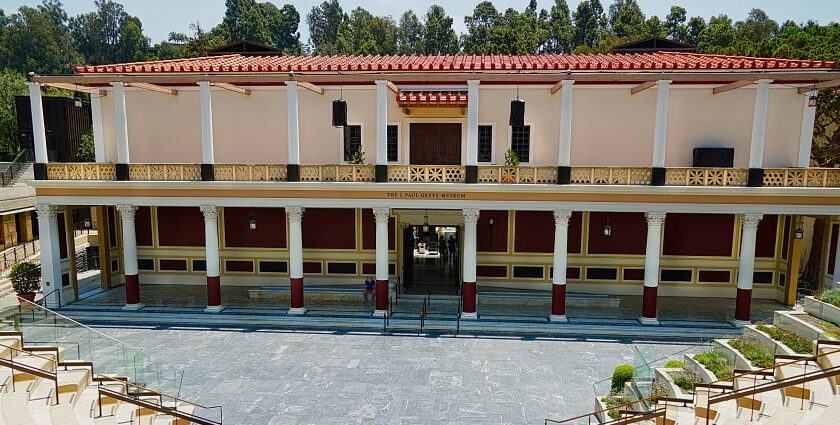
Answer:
[403, 224, 460, 295]
[409, 123, 462, 165]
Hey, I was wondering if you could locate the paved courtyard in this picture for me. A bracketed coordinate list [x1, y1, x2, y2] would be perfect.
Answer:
[92, 325, 698, 424]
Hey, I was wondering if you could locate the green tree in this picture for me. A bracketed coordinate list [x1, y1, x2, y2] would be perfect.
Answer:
[77, 130, 95, 162]
[221, 0, 269, 45]
[572, 0, 605, 48]
[0, 68, 27, 158]
[462, 1, 499, 54]
[685, 16, 706, 45]
[735, 8, 778, 43]
[643, 16, 666, 38]
[397, 10, 424, 54]
[260, 3, 301, 54]
[69, 0, 150, 65]
[608, 0, 645, 38]
[698, 14, 736, 53]
[0, 1, 81, 74]
[543, 0, 574, 53]
[665, 6, 687, 41]
[307, 0, 344, 55]
[423, 5, 458, 54]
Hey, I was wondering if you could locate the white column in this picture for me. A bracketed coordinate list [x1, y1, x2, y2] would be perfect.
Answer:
[110, 82, 130, 164]
[373, 207, 390, 316]
[375, 81, 388, 165]
[287, 206, 305, 314]
[26, 83, 48, 164]
[833, 218, 840, 289]
[550, 210, 572, 322]
[461, 208, 479, 319]
[285, 81, 300, 165]
[749, 79, 773, 169]
[35, 204, 61, 307]
[652, 80, 672, 168]
[558, 80, 575, 167]
[797, 90, 818, 168]
[201, 206, 223, 312]
[641, 212, 666, 325]
[116, 204, 142, 310]
[198, 81, 215, 165]
[90, 94, 106, 163]
[735, 214, 763, 326]
[466, 80, 480, 166]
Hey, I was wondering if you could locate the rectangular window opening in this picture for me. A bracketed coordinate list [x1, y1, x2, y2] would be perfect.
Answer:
[510, 125, 530, 163]
[387, 125, 398, 162]
[343, 125, 362, 162]
[478, 125, 493, 163]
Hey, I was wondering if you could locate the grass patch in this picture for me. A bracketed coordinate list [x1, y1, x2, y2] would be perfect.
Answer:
[694, 352, 733, 380]
[756, 325, 813, 354]
[821, 321, 840, 340]
[730, 336, 774, 368]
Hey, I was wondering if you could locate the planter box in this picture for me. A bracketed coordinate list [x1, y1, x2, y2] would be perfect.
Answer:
[745, 325, 797, 356]
[655, 367, 693, 399]
[803, 296, 840, 326]
[683, 354, 718, 383]
[774, 311, 823, 342]
[594, 396, 608, 423]
[713, 339, 755, 371]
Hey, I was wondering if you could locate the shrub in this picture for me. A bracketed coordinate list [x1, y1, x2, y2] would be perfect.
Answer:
[650, 380, 668, 398]
[611, 364, 634, 392]
[9, 262, 40, 294]
[756, 325, 813, 354]
[347, 148, 365, 165]
[730, 336, 774, 368]
[694, 352, 733, 380]
[601, 391, 629, 421]
[664, 360, 684, 368]
[503, 148, 520, 166]
[820, 289, 840, 308]
[671, 370, 700, 392]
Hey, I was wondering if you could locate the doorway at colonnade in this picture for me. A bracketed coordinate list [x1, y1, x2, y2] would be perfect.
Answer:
[402, 224, 460, 295]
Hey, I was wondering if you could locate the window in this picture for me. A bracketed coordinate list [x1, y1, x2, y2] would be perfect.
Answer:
[387, 125, 398, 162]
[343, 125, 362, 162]
[510, 125, 531, 163]
[478, 125, 492, 163]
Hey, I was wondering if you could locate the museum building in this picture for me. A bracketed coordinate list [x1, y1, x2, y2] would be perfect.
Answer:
[24, 52, 840, 325]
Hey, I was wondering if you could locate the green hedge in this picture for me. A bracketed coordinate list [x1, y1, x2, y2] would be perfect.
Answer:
[820, 289, 840, 308]
[611, 365, 634, 392]
[756, 325, 813, 354]
[694, 352, 733, 380]
[730, 336, 774, 368]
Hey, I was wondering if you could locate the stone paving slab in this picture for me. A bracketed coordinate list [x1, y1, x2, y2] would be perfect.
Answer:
[90, 325, 698, 425]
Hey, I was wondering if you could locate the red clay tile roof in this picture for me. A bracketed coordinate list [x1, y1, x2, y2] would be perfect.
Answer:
[75, 53, 836, 74]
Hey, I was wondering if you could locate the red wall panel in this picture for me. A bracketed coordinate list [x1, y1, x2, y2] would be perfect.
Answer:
[588, 212, 646, 255]
[755, 215, 778, 258]
[57, 212, 67, 259]
[360, 209, 395, 250]
[303, 208, 356, 249]
[224, 207, 286, 248]
[663, 214, 735, 257]
[156, 207, 204, 247]
[513, 211, 582, 253]
[159, 259, 187, 271]
[829, 223, 839, 273]
[135, 207, 153, 246]
[781, 216, 791, 260]
[477, 210, 508, 252]
[303, 262, 322, 274]
[476, 265, 507, 277]
[225, 260, 254, 272]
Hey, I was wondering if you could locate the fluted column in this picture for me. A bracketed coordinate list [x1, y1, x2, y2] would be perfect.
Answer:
[641, 212, 666, 325]
[735, 214, 763, 326]
[201, 206, 223, 312]
[461, 209, 479, 319]
[373, 207, 390, 316]
[287, 207, 305, 314]
[35, 204, 61, 307]
[550, 210, 572, 322]
[116, 205, 142, 309]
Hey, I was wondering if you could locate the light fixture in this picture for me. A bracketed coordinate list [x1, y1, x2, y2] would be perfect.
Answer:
[249, 215, 257, 230]
[603, 217, 612, 237]
[488, 217, 495, 225]
[794, 219, 804, 240]
[809, 94, 818, 108]
[422, 210, 429, 233]
[74, 97, 82, 108]
[83, 217, 91, 229]
[509, 84, 525, 126]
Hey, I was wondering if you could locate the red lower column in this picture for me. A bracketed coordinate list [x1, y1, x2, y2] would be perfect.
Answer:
[551, 284, 566, 317]
[125, 274, 140, 305]
[290, 277, 304, 310]
[641, 285, 658, 322]
[206, 276, 221, 307]
[735, 288, 752, 323]
[462, 281, 476, 316]
[375, 280, 388, 311]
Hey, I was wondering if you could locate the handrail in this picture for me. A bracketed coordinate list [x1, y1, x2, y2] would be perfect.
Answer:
[95, 374, 221, 411]
[0, 342, 59, 365]
[97, 385, 222, 425]
[545, 390, 670, 424]
[0, 149, 31, 187]
[709, 347, 840, 385]
[0, 342, 60, 404]
[35, 288, 62, 308]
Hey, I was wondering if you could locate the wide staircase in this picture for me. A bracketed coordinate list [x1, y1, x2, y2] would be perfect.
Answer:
[0, 289, 222, 424]
[546, 339, 840, 425]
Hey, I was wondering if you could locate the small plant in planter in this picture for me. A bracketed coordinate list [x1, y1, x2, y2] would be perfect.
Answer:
[671, 370, 701, 392]
[820, 289, 840, 308]
[694, 351, 733, 380]
[346, 149, 366, 181]
[9, 262, 40, 302]
[664, 360, 684, 368]
[601, 391, 629, 421]
[501, 149, 520, 183]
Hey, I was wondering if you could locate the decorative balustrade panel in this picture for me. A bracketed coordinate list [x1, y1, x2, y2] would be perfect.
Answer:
[300, 165, 374, 182]
[570, 167, 651, 185]
[476, 166, 558, 184]
[389, 166, 465, 183]
[665, 168, 749, 186]
[214, 165, 287, 181]
[128, 164, 202, 181]
[46, 163, 116, 180]
[763, 168, 840, 187]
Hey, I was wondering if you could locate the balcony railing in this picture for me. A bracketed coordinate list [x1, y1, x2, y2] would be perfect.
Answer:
[42, 163, 840, 188]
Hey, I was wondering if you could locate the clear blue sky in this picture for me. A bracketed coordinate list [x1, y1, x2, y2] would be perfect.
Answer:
[3, 0, 839, 44]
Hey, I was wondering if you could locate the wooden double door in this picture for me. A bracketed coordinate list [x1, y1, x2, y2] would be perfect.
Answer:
[409, 123, 462, 165]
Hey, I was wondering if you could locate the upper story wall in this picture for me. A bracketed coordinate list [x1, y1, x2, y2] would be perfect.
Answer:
[97, 82, 808, 168]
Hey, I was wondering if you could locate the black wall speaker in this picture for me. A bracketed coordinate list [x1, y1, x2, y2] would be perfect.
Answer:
[692, 147, 734, 167]
[509, 99, 525, 126]
[332, 100, 347, 127]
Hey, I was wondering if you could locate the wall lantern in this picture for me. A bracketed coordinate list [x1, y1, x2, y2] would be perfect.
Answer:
[422, 210, 430, 233]
[74, 97, 82, 108]
[603, 217, 612, 237]
[808, 94, 818, 108]
[488, 217, 495, 226]
[83, 217, 92, 229]
[249, 215, 257, 230]
[794, 220, 804, 240]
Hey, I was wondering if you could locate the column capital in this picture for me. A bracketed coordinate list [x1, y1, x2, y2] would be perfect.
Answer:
[645, 211, 667, 226]
[561, 79, 575, 87]
[741, 213, 763, 229]
[286, 206, 304, 222]
[462, 208, 480, 225]
[372, 207, 390, 223]
[115, 204, 137, 218]
[656, 79, 673, 86]
[467, 79, 480, 87]
[374, 80, 388, 86]
[284, 80, 298, 87]
[200, 205, 219, 220]
[25, 82, 41, 88]
[109, 82, 126, 88]
[755, 79, 774, 85]
[553, 210, 572, 226]
[197, 80, 211, 87]
[35, 204, 58, 218]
